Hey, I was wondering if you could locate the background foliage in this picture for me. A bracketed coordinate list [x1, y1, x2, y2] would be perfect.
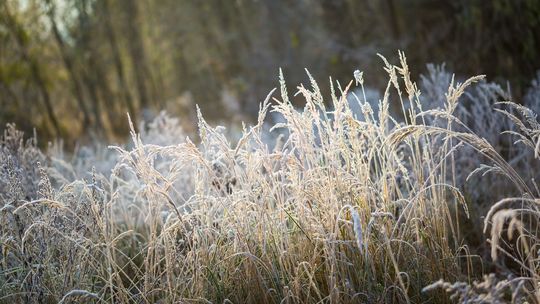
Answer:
[1, 0, 539, 144]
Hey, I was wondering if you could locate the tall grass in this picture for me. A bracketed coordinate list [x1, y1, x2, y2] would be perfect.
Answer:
[1, 52, 540, 303]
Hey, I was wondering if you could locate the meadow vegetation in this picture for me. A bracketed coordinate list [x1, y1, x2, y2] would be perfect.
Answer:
[1, 53, 540, 303]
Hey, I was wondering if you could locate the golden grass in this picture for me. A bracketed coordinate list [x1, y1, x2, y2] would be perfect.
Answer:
[1, 52, 540, 303]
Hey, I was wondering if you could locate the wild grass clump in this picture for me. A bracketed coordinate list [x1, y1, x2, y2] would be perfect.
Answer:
[1, 52, 540, 303]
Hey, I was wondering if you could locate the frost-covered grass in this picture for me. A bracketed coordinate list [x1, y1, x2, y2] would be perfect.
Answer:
[2, 52, 540, 303]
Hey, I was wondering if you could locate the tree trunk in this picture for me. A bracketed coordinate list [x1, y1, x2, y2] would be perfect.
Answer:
[45, 0, 92, 130]
[102, 0, 136, 116]
[125, 0, 154, 110]
[3, 3, 61, 136]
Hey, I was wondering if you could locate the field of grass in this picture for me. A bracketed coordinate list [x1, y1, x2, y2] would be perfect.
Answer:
[2, 52, 540, 303]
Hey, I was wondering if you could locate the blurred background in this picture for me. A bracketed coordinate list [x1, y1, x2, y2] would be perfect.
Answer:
[1, 0, 540, 145]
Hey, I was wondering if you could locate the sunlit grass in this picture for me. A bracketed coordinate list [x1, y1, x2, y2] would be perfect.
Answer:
[1, 52, 540, 303]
